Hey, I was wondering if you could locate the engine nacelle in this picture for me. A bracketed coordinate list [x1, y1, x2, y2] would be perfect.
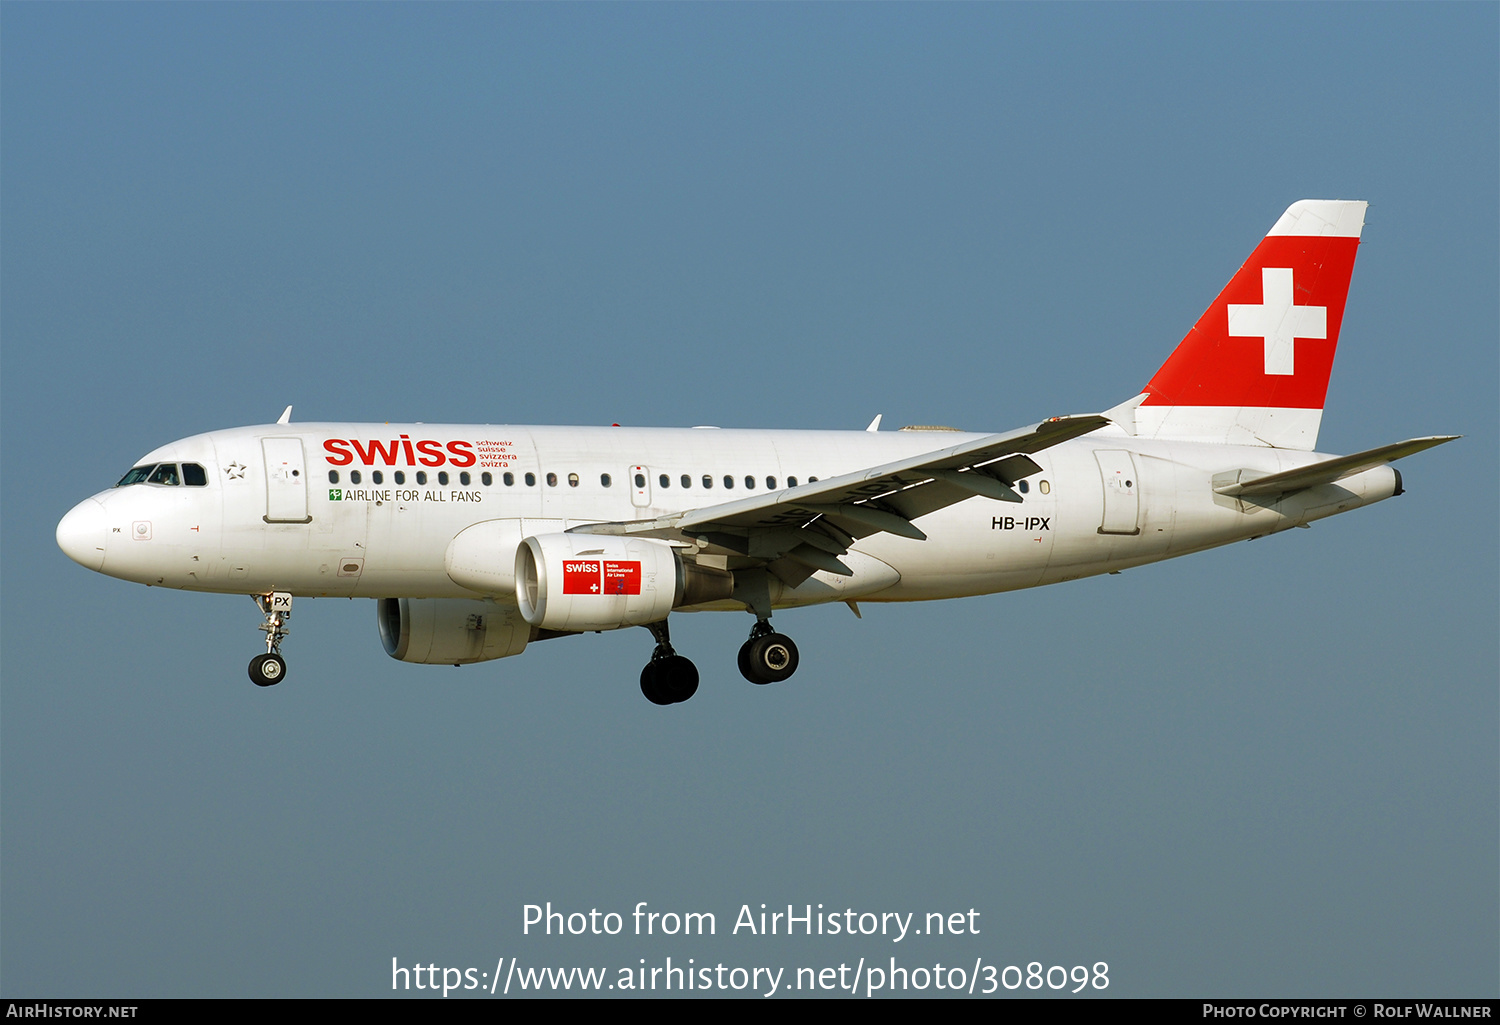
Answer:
[515, 533, 733, 632]
[445, 518, 567, 597]
[378, 597, 530, 665]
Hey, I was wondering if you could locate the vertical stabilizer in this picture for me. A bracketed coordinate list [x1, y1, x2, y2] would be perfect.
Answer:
[1122, 200, 1366, 450]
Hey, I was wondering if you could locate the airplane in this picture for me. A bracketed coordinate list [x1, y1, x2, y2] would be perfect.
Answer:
[55, 200, 1456, 704]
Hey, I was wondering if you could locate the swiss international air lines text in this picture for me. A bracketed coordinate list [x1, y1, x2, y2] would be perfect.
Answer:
[389, 903, 1110, 997]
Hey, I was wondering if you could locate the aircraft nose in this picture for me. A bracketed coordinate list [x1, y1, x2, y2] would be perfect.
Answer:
[57, 498, 108, 571]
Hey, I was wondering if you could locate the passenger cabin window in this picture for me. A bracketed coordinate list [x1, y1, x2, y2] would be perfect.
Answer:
[681, 474, 691, 489]
[328, 470, 340, 484]
[372, 471, 384, 485]
[723, 475, 734, 489]
[1018, 479, 1029, 494]
[438, 471, 450, 486]
[416, 471, 427, 485]
[147, 464, 180, 486]
[525, 473, 536, 487]
[634, 473, 646, 488]
[659, 474, 669, 489]
[744, 475, 755, 489]
[461, 472, 472, 486]
[787, 476, 798, 487]
[702, 475, 713, 489]
[545, 472, 556, 487]
[481, 472, 492, 486]
[600, 473, 611, 487]
[351, 470, 362, 484]
[765, 476, 777, 490]
[504, 472, 515, 486]
[394, 471, 406, 485]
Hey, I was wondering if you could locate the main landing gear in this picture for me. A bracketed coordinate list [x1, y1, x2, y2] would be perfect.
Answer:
[637, 615, 802, 704]
[248, 592, 292, 687]
[737, 619, 799, 685]
[639, 619, 699, 705]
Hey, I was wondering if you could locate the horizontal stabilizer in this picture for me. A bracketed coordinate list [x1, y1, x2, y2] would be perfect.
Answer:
[1212, 436, 1458, 497]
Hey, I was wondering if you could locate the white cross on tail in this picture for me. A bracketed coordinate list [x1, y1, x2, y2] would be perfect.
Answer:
[1227, 267, 1327, 376]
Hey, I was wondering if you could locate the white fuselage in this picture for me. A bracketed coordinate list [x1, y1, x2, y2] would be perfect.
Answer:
[60, 421, 1398, 610]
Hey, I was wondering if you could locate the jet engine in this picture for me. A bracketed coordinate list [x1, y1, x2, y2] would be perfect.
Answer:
[377, 597, 530, 665]
[445, 518, 564, 597]
[515, 533, 733, 632]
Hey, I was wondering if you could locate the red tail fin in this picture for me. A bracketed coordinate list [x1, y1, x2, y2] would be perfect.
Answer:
[1127, 200, 1366, 450]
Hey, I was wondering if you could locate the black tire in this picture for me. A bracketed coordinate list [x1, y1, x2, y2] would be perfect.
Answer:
[741, 633, 799, 684]
[738, 638, 770, 684]
[249, 653, 286, 687]
[639, 662, 674, 705]
[658, 655, 699, 702]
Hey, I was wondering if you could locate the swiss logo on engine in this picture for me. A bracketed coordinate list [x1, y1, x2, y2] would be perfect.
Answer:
[561, 560, 642, 596]
[562, 560, 602, 594]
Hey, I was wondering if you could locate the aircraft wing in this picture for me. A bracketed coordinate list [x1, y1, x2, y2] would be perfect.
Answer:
[570, 414, 1108, 580]
[1212, 435, 1459, 497]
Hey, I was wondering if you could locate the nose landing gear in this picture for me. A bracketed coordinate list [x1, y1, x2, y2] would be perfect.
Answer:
[639, 619, 699, 705]
[249, 592, 292, 687]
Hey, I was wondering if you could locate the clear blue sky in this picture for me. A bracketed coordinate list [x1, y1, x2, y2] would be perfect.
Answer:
[3, 4, 1495, 997]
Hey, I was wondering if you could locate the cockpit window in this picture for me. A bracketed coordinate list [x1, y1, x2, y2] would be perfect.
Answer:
[117, 462, 202, 487]
[117, 462, 190, 486]
[147, 464, 181, 486]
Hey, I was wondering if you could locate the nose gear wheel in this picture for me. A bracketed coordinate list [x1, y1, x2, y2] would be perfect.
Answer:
[249, 652, 286, 687]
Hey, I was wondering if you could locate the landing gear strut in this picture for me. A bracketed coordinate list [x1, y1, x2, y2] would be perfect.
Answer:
[639, 618, 699, 705]
[249, 592, 291, 687]
[737, 618, 799, 685]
